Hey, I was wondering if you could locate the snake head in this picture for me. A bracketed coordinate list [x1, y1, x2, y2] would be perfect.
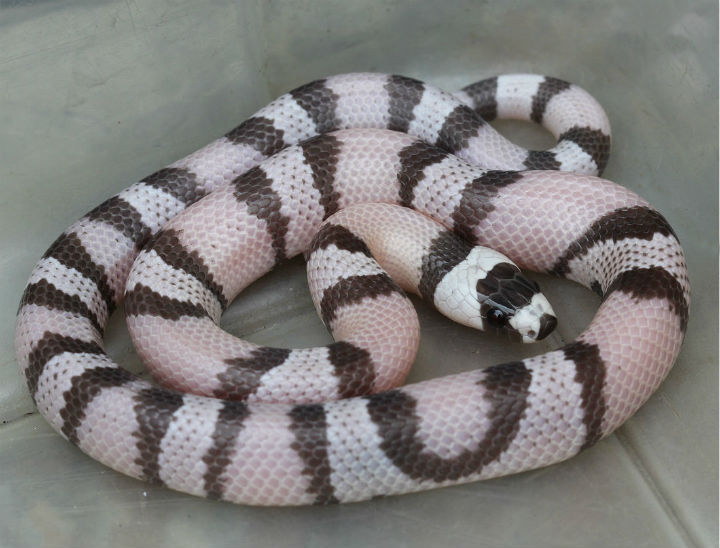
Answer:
[476, 259, 557, 343]
[434, 247, 557, 343]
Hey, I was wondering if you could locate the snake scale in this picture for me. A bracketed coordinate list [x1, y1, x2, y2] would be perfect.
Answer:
[15, 72, 690, 505]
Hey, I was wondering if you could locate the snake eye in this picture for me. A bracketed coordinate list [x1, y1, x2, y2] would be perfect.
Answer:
[485, 307, 507, 328]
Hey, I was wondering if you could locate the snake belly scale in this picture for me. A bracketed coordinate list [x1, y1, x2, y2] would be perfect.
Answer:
[15, 72, 689, 505]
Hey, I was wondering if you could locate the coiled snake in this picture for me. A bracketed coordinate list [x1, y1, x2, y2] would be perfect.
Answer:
[15, 73, 689, 505]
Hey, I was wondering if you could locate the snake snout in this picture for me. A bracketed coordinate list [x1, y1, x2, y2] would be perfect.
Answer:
[536, 313, 558, 340]
[507, 292, 558, 343]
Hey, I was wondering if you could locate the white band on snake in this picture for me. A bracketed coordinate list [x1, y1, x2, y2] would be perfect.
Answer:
[15, 72, 689, 506]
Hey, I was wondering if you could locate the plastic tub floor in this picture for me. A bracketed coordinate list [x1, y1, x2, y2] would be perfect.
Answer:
[0, 1, 717, 547]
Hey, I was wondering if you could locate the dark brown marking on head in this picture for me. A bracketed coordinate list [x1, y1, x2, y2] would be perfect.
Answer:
[288, 404, 339, 504]
[202, 400, 251, 500]
[385, 74, 425, 133]
[530, 77, 572, 124]
[132, 387, 185, 485]
[396, 141, 448, 207]
[476, 262, 536, 307]
[225, 116, 286, 158]
[147, 228, 228, 310]
[523, 150, 561, 171]
[459, 76, 498, 121]
[606, 267, 689, 333]
[215, 347, 292, 401]
[435, 104, 485, 153]
[141, 167, 207, 205]
[59, 366, 135, 444]
[557, 126, 612, 175]
[300, 134, 342, 219]
[563, 341, 607, 449]
[124, 283, 211, 321]
[477, 262, 545, 335]
[319, 273, 404, 327]
[418, 230, 474, 304]
[327, 341, 375, 399]
[42, 232, 115, 313]
[25, 332, 104, 402]
[86, 196, 151, 249]
[290, 79, 340, 134]
[450, 170, 524, 244]
[365, 361, 531, 481]
[233, 166, 289, 265]
[22, 280, 104, 335]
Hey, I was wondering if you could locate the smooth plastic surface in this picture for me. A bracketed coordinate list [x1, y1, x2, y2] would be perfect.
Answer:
[0, 1, 717, 546]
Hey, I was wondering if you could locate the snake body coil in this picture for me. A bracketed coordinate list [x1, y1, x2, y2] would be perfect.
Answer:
[15, 73, 689, 505]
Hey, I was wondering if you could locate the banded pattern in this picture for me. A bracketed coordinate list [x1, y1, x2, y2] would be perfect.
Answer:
[15, 73, 689, 506]
[457, 74, 612, 174]
[126, 197, 552, 402]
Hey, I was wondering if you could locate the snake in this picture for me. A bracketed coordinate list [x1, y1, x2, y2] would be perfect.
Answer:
[15, 72, 690, 506]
